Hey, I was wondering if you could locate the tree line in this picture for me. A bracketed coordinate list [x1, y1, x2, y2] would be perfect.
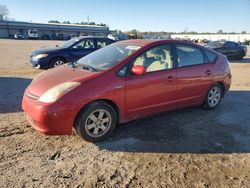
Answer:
[48, 20, 107, 27]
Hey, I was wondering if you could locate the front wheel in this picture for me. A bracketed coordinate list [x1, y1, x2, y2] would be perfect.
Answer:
[75, 101, 117, 142]
[50, 57, 65, 68]
[203, 84, 222, 109]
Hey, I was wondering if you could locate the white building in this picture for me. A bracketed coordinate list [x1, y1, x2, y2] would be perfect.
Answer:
[171, 34, 250, 42]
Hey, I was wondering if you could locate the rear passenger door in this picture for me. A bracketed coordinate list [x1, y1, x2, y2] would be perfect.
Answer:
[175, 44, 215, 107]
[223, 42, 234, 57]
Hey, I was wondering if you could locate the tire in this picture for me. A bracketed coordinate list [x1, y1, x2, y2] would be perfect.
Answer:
[50, 57, 65, 68]
[236, 51, 244, 60]
[75, 101, 117, 142]
[203, 84, 222, 109]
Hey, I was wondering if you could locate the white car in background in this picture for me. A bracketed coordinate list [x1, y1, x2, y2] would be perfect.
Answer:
[28, 29, 38, 39]
[108, 34, 119, 41]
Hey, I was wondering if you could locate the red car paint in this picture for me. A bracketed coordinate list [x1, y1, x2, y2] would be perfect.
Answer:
[22, 40, 231, 135]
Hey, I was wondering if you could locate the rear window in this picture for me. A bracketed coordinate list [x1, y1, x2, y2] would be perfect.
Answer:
[204, 50, 217, 63]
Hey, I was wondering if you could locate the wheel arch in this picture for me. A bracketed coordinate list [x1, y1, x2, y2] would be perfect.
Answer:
[216, 81, 225, 97]
[73, 99, 120, 128]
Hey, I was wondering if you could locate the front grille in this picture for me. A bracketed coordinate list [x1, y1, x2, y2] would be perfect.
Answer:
[26, 92, 39, 100]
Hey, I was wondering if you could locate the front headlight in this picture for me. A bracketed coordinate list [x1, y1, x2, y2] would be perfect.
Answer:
[33, 54, 48, 60]
[39, 82, 81, 103]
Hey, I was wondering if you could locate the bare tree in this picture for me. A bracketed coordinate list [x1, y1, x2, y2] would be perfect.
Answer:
[0, 4, 9, 20]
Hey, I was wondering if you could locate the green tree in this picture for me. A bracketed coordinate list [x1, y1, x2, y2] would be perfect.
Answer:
[63, 21, 70, 24]
[48, 20, 60, 23]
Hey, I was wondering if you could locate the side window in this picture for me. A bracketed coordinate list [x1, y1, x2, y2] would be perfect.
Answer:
[73, 39, 95, 49]
[204, 50, 217, 63]
[97, 39, 112, 48]
[133, 44, 173, 73]
[225, 42, 235, 48]
[176, 44, 204, 67]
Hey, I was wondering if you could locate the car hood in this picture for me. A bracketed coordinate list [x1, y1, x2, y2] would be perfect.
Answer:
[31, 46, 64, 55]
[28, 65, 98, 97]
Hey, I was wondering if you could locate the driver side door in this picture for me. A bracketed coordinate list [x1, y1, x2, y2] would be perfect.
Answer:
[125, 44, 177, 120]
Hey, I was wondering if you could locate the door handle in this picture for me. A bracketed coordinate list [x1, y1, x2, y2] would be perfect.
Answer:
[167, 76, 174, 81]
[205, 70, 211, 75]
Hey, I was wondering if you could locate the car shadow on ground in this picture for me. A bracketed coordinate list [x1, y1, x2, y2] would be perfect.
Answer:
[0, 77, 31, 113]
[229, 57, 250, 63]
[97, 91, 250, 154]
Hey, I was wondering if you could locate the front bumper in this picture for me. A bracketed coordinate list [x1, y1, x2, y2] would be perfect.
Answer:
[22, 89, 74, 135]
[29, 57, 50, 69]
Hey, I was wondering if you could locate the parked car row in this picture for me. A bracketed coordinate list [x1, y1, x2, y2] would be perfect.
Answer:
[23, 39, 232, 142]
[30, 37, 246, 70]
[11, 29, 39, 40]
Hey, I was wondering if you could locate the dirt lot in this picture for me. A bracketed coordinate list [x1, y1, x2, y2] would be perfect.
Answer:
[0, 39, 250, 188]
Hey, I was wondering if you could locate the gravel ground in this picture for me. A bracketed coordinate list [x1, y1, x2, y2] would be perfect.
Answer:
[0, 39, 250, 188]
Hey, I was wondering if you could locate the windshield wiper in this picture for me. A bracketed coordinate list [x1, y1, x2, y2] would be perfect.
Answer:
[69, 61, 99, 72]
[81, 63, 99, 72]
[68, 61, 77, 68]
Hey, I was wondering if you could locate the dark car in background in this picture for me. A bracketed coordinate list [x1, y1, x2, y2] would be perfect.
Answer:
[205, 40, 247, 60]
[30, 36, 114, 69]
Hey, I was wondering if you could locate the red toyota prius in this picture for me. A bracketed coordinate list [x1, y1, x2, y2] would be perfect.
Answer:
[22, 40, 231, 142]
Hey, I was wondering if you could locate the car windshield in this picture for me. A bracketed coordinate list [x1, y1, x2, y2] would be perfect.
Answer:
[75, 43, 141, 71]
[206, 41, 225, 48]
[58, 38, 79, 48]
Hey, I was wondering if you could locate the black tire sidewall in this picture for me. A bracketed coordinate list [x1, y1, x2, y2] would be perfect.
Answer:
[50, 57, 65, 68]
[75, 101, 117, 142]
[203, 84, 222, 109]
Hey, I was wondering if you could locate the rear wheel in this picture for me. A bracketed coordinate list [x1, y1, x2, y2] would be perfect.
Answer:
[75, 101, 117, 142]
[203, 84, 222, 109]
[50, 57, 65, 68]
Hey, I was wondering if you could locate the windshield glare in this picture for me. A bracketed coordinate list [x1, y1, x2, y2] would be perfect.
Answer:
[206, 41, 225, 48]
[59, 38, 79, 48]
[76, 43, 141, 71]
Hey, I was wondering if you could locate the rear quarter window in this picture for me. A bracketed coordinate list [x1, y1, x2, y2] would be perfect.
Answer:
[204, 50, 217, 63]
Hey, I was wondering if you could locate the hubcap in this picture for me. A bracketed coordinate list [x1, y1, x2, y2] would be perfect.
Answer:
[208, 86, 221, 107]
[85, 109, 112, 137]
[54, 60, 64, 67]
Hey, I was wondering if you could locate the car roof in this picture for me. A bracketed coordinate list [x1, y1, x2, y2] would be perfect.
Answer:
[75, 36, 112, 40]
[117, 39, 195, 47]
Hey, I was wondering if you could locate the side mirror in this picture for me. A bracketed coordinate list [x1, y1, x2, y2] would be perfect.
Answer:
[131, 65, 145, 75]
